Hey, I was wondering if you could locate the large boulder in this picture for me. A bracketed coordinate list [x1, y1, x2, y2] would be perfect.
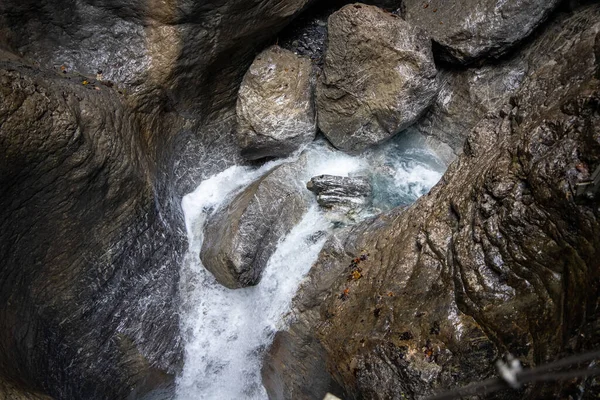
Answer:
[201, 161, 310, 288]
[316, 3, 438, 153]
[236, 46, 316, 160]
[264, 4, 600, 399]
[403, 0, 562, 64]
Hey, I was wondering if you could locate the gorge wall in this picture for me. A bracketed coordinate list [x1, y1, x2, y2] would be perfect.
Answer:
[0, 0, 315, 398]
[0, 0, 599, 399]
[264, 3, 600, 399]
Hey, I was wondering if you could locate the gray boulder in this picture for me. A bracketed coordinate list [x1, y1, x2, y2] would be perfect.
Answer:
[403, 0, 562, 64]
[237, 46, 316, 160]
[307, 175, 372, 210]
[201, 161, 310, 288]
[317, 3, 438, 153]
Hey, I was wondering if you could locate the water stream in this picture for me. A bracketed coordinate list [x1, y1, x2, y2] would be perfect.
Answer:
[176, 133, 445, 399]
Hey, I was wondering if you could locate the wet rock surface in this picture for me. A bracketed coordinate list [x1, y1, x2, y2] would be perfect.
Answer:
[0, 55, 182, 400]
[316, 3, 438, 153]
[418, 59, 527, 164]
[307, 175, 372, 210]
[0, 0, 314, 116]
[201, 161, 310, 289]
[278, 1, 404, 67]
[236, 46, 316, 160]
[403, 0, 562, 64]
[0, 0, 314, 398]
[265, 4, 600, 399]
[1, 0, 600, 399]
[418, 2, 600, 164]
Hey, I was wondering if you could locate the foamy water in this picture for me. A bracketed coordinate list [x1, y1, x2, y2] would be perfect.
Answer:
[176, 139, 444, 399]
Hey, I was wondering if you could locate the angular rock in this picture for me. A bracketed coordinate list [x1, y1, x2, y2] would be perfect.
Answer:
[264, 4, 600, 399]
[201, 161, 310, 288]
[403, 0, 562, 64]
[307, 175, 372, 209]
[237, 46, 316, 160]
[317, 3, 438, 153]
[418, 59, 527, 164]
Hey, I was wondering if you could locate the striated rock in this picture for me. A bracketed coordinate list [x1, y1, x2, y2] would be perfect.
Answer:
[317, 3, 438, 153]
[0, 0, 315, 116]
[0, 0, 315, 398]
[403, 0, 562, 64]
[237, 46, 316, 160]
[201, 161, 310, 288]
[307, 175, 372, 210]
[0, 55, 182, 400]
[264, 4, 600, 399]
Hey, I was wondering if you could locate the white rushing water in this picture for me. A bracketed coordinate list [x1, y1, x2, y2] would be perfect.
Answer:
[176, 137, 445, 400]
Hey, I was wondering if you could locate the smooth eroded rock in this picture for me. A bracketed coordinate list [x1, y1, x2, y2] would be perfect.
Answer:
[307, 175, 372, 210]
[264, 4, 600, 399]
[0, 0, 315, 116]
[0, 55, 182, 400]
[237, 45, 316, 160]
[201, 161, 310, 288]
[317, 3, 438, 153]
[403, 0, 562, 64]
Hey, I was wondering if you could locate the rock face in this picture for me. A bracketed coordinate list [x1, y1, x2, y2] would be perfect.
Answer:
[0, 55, 183, 400]
[0, 0, 314, 117]
[403, 0, 562, 64]
[317, 3, 438, 153]
[0, 0, 314, 398]
[201, 161, 310, 288]
[237, 46, 316, 160]
[418, 59, 527, 164]
[307, 175, 372, 210]
[264, 4, 600, 399]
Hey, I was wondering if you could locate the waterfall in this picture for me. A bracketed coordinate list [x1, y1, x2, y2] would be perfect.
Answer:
[176, 135, 445, 399]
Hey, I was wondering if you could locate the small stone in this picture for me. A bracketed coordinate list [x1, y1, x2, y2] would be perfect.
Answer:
[307, 175, 372, 210]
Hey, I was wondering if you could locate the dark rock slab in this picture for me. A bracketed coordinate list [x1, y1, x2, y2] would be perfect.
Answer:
[317, 3, 438, 153]
[403, 0, 562, 64]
